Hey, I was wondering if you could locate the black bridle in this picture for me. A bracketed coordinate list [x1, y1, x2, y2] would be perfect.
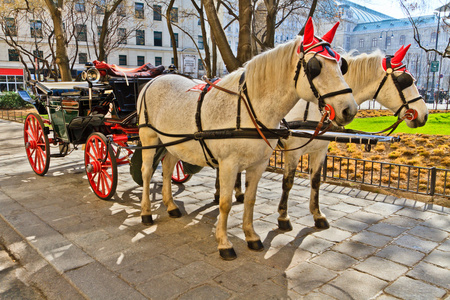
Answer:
[372, 56, 423, 120]
[293, 40, 352, 113]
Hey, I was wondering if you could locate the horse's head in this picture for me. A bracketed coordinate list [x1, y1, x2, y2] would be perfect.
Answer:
[377, 45, 428, 128]
[294, 18, 357, 126]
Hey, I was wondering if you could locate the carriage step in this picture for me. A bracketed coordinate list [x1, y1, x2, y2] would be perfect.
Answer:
[50, 154, 67, 158]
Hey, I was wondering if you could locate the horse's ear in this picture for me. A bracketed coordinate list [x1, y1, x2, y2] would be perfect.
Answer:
[303, 17, 314, 46]
[392, 44, 411, 64]
[322, 22, 340, 43]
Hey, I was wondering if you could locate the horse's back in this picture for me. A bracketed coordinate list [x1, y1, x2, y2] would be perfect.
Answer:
[138, 75, 201, 132]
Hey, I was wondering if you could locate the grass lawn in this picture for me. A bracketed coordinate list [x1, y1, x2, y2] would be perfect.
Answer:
[346, 112, 450, 135]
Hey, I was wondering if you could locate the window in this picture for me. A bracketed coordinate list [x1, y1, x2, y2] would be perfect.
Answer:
[0, 75, 24, 92]
[153, 5, 161, 21]
[119, 55, 127, 66]
[136, 29, 145, 45]
[30, 20, 43, 38]
[371, 38, 377, 48]
[431, 32, 437, 44]
[5, 18, 17, 36]
[400, 35, 406, 45]
[137, 55, 145, 66]
[8, 49, 19, 61]
[358, 38, 364, 49]
[33, 50, 43, 59]
[170, 33, 178, 47]
[170, 7, 178, 23]
[118, 28, 127, 44]
[198, 35, 204, 49]
[76, 24, 87, 42]
[198, 59, 204, 70]
[75, 0, 85, 12]
[154, 31, 162, 46]
[97, 26, 102, 38]
[171, 57, 174, 64]
[155, 56, 162, 66]
[79, 53, 88, 64]
[386, 36, 391, 46]
[96, 0, 105, 14]
[117, 3, 126, 16]
[135, 2, 144, 19]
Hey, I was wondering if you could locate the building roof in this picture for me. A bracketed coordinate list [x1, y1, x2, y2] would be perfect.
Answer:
[353, 15, 437, 32]
[337, 0, 393, 23]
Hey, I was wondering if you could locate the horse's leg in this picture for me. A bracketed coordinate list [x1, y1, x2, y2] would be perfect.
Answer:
[162, 152, 182, 218]
[216, 163, 238, 260]
[214, 168, 220, 203]
[234, 172, 244, 203]
[140, 128, 159, 225]
[277, 148, 302, 231]
[309, 148, 330, 229]
[242, 163, 266, 251]
[214, 170, 244, 204]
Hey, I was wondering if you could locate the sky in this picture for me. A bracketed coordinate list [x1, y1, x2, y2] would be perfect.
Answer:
[349, 0, 448, 19]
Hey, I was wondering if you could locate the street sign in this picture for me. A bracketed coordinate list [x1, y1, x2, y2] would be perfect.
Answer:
[430, 61, 439, 72]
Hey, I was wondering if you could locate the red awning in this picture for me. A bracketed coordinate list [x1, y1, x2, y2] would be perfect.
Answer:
[0, 68, 24, 76]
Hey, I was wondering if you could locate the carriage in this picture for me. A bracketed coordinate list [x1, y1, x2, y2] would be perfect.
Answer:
[22, 61, 191, 200]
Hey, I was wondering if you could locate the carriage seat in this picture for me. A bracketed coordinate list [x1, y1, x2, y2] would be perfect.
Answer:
[93, 60, 165, 78]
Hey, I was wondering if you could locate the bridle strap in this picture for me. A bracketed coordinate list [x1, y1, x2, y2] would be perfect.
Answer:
[373, 56, 423, 118]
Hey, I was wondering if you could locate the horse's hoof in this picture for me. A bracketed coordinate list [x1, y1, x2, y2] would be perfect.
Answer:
[278, 219, 293, 231]
[168, 208, 182, 218]
[236, 194, 244, 203]
[219, 248, 237, 260]
[141, 215, 153, 225]
[213, 194, 220, 204]
[247, 240, 264, 252]
[315, 219, 330, 229]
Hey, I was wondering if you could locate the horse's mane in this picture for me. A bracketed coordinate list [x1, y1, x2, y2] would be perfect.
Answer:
[343, 49, 385, 88]
[217, 37, 300, 97]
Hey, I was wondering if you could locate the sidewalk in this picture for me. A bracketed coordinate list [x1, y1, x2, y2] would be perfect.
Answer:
[1, 118, 449, 299]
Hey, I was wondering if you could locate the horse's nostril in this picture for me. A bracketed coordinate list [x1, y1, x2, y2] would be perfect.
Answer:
[342, 107, 354, 121]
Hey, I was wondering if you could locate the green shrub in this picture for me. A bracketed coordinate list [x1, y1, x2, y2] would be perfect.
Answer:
[0, 91, 31, 109]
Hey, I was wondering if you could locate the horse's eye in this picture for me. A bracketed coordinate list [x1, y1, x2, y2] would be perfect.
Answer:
[306, 57, 322, 80]
[397, 73, 414, 90]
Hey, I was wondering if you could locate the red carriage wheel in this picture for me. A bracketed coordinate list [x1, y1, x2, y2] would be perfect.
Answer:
[172, 160, 192, 184]
[84, 132, 117, 200]
[24, 113, 50, 176]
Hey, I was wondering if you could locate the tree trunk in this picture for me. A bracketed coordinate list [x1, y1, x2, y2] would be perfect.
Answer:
[237, 0, 253, 64]
[167, 0, 178, 68]
[299, 0, 318, 36]
[44, 0, 72, 81]
[203, 0, 241, 72]
[263, 0, 276, 49]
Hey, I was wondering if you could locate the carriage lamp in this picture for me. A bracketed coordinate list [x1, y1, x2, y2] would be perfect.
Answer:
[81, 67, 101, 83]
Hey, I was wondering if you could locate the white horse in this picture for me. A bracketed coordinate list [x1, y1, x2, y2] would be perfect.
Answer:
[137, 18, 357, 260]
[275, 44, 429, 231]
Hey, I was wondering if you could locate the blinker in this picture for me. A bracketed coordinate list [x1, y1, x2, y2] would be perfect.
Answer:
[397, 72, 414, 90]
[306, 57, 322, 80]
[340, 58, 348, 75]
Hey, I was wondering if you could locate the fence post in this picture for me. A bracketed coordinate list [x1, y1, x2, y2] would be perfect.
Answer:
[322, 155, 327, 182]
[430, 167, 437, 196]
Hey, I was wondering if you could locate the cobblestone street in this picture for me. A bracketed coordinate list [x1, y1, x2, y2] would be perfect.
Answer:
[1, 119, 449, 299]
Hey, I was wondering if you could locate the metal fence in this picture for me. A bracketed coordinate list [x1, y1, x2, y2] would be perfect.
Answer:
[269, 151, 450, 198]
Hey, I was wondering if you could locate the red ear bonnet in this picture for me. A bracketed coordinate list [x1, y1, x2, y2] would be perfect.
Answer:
[301, 17, 314, 49]
[382, 44, 411, 72]
[322, 22, 339, 44]
[298, 18, 341, 62]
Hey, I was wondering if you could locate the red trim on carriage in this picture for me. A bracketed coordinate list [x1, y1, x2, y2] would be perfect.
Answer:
[93, 60, 165, 78]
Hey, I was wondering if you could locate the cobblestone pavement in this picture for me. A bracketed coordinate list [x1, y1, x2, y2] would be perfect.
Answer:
[1, 118, 449, 299]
